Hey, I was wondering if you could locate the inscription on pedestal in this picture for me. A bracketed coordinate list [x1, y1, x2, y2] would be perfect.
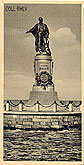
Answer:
[39, 62, 50, 72]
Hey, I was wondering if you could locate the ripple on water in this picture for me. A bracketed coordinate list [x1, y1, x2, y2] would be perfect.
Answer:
[3, 128, 82, 161]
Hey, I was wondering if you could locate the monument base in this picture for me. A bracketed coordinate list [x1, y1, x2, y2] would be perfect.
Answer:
[28, 52, 58, 105]
[28, 85, 58, 105]
[32, 84, 55, 92]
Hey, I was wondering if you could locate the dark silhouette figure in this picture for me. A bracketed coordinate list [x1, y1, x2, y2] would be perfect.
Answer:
[26, 17, 51, 55]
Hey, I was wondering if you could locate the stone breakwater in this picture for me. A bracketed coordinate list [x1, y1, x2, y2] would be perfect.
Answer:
[3, 113, 81, 130]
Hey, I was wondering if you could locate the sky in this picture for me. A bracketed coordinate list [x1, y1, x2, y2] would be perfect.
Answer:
[4, 4, 81, 100]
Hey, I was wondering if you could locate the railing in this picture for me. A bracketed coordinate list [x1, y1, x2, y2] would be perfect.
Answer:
[3, 100, 82, 113]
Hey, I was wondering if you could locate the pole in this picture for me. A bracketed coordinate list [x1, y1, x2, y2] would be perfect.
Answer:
[36, 101, 39, 112]
[69, 101, 73, 112]
[19, 101, 23, 111]
[53, 101, 57, 112]
[6, 101, 10, 111]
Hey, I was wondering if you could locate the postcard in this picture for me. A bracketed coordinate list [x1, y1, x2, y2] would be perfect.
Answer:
[0, 1, 84, 164]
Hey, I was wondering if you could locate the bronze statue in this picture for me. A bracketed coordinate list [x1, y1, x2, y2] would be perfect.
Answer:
[26, 17, 51, 55]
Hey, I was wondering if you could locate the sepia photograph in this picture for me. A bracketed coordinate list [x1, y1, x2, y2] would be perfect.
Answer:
[2, 2, 83, 163]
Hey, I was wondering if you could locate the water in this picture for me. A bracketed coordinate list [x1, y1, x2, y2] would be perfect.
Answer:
[3, 128, 82, 161]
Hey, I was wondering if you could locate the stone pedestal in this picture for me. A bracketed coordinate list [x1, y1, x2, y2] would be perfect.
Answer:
[28, 52, 58, 105]
[29, 91, 58, 105]
[34, 53, 53, 75]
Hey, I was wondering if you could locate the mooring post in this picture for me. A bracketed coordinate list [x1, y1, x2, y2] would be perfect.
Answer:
[53, 101, 57, 112]
[69, 101, 73, 112]
[36, 101, 39, 112]
[19, 101, 23, 111]
[6, 101, 10, 111]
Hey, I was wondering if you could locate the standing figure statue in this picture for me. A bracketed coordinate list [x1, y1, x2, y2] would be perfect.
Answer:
[26, 17, 51, 55]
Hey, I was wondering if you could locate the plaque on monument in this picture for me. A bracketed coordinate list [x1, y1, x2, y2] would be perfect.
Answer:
[39, 63, 49, 72]
[40, 72, 49, 83]
[26, 17, 58, 105]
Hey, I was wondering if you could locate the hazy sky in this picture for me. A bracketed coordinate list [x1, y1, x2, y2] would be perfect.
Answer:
[4, 4, 81, 100]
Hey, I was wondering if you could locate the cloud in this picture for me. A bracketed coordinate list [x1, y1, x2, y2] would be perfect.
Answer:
[50, 27, 81, 81]
[50, 27, 80, 47]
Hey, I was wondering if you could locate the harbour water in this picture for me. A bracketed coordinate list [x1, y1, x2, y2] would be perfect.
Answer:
[3, 128, 82, 161]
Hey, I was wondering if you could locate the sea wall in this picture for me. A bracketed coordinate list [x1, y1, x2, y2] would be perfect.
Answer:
[3, 112, 81, 130]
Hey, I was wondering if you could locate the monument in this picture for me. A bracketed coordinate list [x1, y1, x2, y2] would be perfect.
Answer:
[26, 17, 58, 105]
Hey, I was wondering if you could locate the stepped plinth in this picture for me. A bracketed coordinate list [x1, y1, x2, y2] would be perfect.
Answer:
[29, 91, 58, 105]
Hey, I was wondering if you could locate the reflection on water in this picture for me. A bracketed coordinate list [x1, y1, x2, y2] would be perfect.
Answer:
[3, 128, 81, 161]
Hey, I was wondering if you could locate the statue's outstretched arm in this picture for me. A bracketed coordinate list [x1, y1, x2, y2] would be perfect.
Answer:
[25, 24, 37, 35]
[26, 31, 29, 34]
[25, 28, 33, 34]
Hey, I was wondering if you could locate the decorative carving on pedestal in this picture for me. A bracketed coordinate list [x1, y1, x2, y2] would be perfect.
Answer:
[33, 53, 54, 90]
[35, 71, 53, 88]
